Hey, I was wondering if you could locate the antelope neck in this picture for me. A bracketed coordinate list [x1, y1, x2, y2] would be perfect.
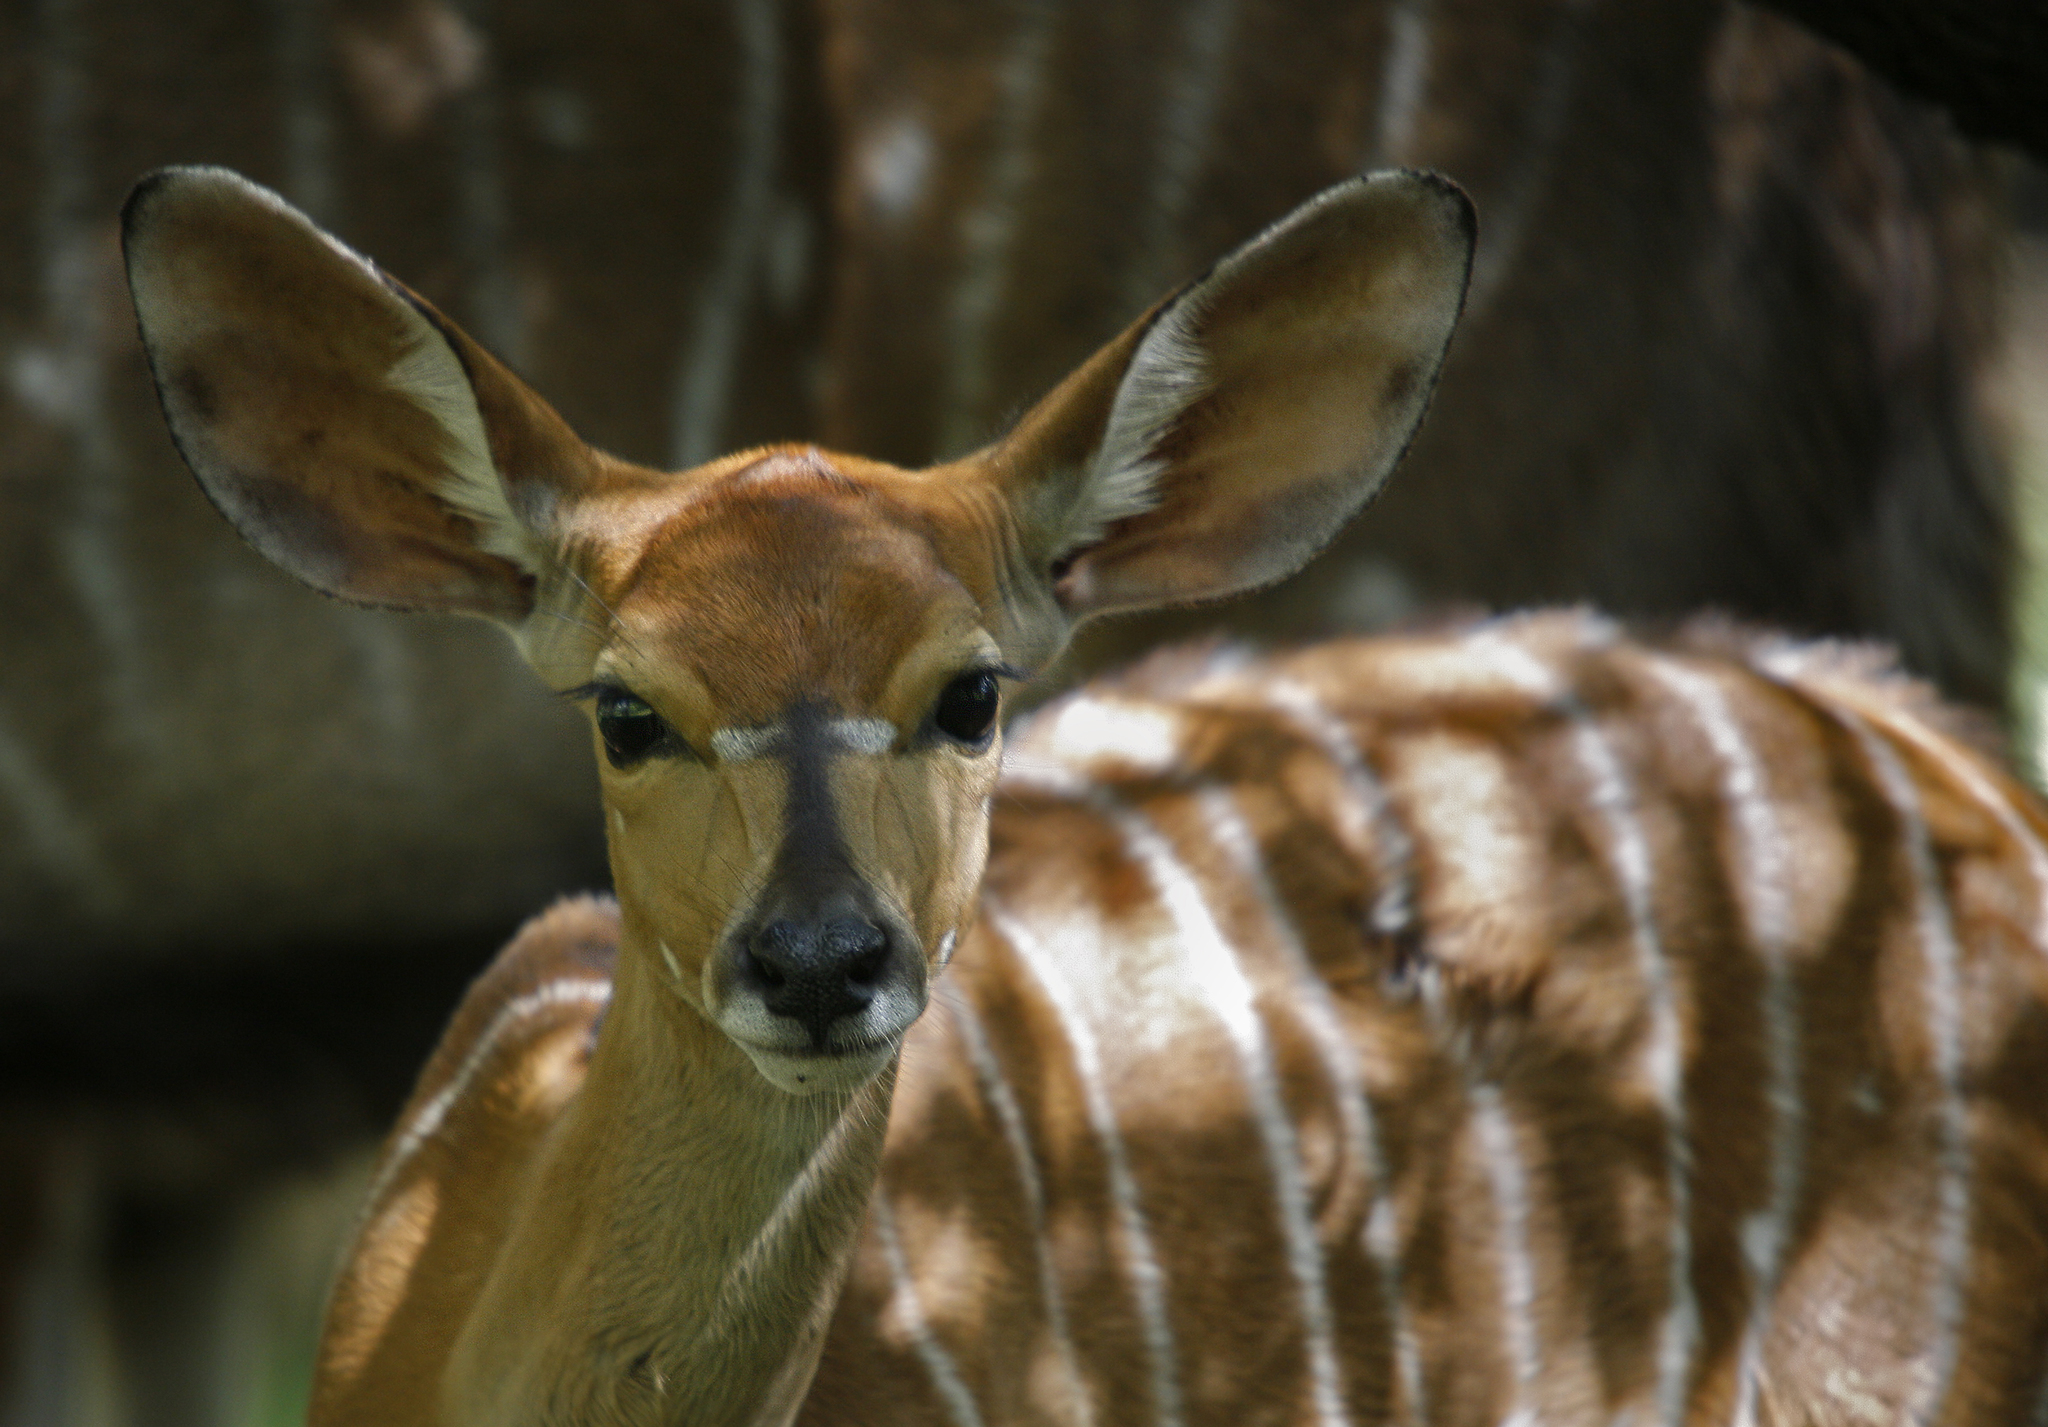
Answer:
[444, 944, 898, 1424]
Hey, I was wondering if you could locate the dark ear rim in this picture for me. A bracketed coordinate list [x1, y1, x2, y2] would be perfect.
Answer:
[948, 168, 1473, 675]
[120, 165, 551, 620]
[1218, 165, 1476, 573]
[123, 170, 367, 604]
[1053, 167, 1475, 612]
[121, 168, 481, 615]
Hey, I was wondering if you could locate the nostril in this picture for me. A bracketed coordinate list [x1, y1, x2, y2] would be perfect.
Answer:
[744, 921, 804, 990]
[846, 945, 886, 987]
[743, 947, 787, 990]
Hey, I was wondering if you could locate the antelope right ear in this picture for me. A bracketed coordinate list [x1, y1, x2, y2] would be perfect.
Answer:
[122, 166, 596, 622]
[966, 169, 1474, 668]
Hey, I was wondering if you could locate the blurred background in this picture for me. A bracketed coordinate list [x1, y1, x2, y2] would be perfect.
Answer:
[0, 1, 2043, 1421]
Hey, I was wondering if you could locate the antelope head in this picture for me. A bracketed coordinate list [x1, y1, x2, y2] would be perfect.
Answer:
[123, 166, 1473, 1096]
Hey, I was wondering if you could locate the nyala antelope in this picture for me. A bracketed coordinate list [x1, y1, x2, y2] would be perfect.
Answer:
[125, 165, 2048, 1425]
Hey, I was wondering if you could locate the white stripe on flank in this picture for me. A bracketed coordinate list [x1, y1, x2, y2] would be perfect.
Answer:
[1355, 679, 1548, 1424]
[1476, 630, 1696, 1426]
[873, 1192, 986, 1427]
[1390, 731, 1547, 1427]
[1366, 0, 1432, 166]
[1257, 679, 1426, 1425]
[1852, 700, 2048, 946]
[1197, 789, 1360, 1427]
[938, 0, 1064, 457]
[363, 977, 613, 1216]
[1202, 784, 1383, 1198]
[1263, 679, 1417, 949]
[943, 989, 1094, 1425]
[1124, 0, 1239, 310]
[1469, 1082, 1541, 1418]
[986, 901, 1186, 1427]
[1834, 709, 1973, 1424]
[1082, 779, 1347, 1427]
[672, 0, 782, 467]
[1641, 657, 1802, 1427]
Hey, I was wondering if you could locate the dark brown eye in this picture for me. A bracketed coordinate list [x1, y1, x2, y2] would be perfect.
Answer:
[595, 687, 674, 768]
[933, 670, 1000, 746]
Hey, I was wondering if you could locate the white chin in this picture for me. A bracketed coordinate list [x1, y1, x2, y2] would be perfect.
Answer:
[737, 1040, 896, 1096]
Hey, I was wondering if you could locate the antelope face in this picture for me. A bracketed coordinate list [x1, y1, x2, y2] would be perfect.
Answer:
[124, 163, 1473, 1095]
[548, 449, 1009, 1093]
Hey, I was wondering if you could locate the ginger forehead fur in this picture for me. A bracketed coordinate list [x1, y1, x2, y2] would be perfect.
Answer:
[548, 449, 1013, 728]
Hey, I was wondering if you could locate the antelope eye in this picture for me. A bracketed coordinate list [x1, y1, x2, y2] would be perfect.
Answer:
[595, 688, 675, 768]
[932, 670, 1000, 746]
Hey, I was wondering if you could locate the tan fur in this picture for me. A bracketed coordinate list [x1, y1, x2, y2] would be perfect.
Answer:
[324, 619, 2048, 1425]
[124, 167, 2048, 1425]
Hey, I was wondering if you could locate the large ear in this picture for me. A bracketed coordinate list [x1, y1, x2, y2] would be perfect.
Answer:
[978, 169, 1473, 648]
[122, 166, 596, 620]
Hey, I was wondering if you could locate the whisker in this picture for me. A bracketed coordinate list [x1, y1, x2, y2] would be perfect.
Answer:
[561, 561, 656, 666]
[535, 606, 614, 640]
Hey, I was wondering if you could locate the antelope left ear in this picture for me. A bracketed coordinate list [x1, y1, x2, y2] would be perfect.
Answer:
[969, 169, 1473, 663]
[121, 165, 596, 624]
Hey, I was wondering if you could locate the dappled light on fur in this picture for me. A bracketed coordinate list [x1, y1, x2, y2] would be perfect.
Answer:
[120, 158, 2048, 1427]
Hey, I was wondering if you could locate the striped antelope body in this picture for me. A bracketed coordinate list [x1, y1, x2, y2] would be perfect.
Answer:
[349, 615, 2048, 1426]
[121, 166, 2048, 1425]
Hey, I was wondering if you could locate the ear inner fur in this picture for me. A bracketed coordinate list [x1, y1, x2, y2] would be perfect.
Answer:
[121, 166, 594, 621]
[970, 169, 1474, 670]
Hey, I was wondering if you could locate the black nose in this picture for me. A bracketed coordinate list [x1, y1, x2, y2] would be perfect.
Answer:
[740, 916, 891, 1046]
